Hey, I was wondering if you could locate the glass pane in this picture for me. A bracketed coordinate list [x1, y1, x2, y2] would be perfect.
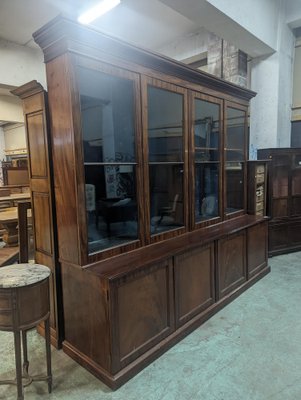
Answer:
[195, 149, 219, 162]
[77, 66, 136, 163]
[225, 162, 244, 213]
[292, 169, 301, 195]
[85, 165, 138, 253]
[273, 166, 288, 197]
[293, 154, 301, 168]
[148, 86, 183, 162]
[194, 99, 220, 151]
[149, 164, 184, 234]
[226, 107, 245, 153]
[226, 150, 244, 161]
[195, 163, 219, 222]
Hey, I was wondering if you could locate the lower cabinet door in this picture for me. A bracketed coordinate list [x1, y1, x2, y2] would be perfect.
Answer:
[247, 222, 268, 278]
[217, 231, 246, 299]
[269, 221, 289, 254]
[110, 258, 175, 371]
[174, 244, 215, 328]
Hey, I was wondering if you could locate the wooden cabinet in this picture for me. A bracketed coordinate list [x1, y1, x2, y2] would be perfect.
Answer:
[13, 16, 270, 389]
[258, 148, 301, 256]
[247, 161, 268, 216]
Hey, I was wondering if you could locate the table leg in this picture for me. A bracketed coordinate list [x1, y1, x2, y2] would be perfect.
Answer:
[14, 330, 24, 400]
[21, 331, 29, 375]
[45, 317, 52, 393]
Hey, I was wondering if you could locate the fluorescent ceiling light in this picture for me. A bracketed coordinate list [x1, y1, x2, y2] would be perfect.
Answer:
[78, 0, 121, 24]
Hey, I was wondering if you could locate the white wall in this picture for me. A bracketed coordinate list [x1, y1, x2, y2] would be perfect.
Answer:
[207, 0, 280, 50]
[249, 3, 295, 151]
[3, 124, 27, 152]
[0, 39, 46, 88]
[0, 95, 24, 123]
[0, 128, 6, 161]
[292, 37, 301, 121]
[157, 28, 210, 61]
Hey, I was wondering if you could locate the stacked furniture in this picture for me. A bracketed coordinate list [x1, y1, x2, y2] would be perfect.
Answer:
[15, 16, 269, 389]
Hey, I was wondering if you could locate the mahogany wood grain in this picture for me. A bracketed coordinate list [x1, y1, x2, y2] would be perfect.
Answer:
[12, 81, 63, 348]
[174, 244, 215, 327]
[247, 222, 268, 278]
[217, 231, 246, 299]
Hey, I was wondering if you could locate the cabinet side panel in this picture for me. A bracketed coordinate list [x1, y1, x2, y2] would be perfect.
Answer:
[46, 55, 80, 265]
[19, 85, 63, 348]
[62, 263, 111, 371]
[32, 192, 52, 254]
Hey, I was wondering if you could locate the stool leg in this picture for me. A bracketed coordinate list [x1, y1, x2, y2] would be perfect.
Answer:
[21, 331, 29, 376]
[45, 317, 52, 393]
[14, 330, 24, 400]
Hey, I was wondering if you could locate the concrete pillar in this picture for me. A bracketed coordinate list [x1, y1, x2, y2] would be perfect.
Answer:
[207, 34, 247, 88]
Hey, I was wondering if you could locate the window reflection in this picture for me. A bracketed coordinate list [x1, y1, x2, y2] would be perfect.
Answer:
[149, 165, 184, 234]
[225, 107, 246, 213]
[147, 85, 184, 235]
[148, 86, 183, 162]
[77, 66, 138, 254]
[225, 162, 244, 213]
[194, 98, 220, 222]
[195, 164, 219, 221]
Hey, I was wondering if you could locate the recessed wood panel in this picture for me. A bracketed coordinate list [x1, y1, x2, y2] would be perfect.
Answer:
[27, 112, 48, 178]
[218, 232, 246, 298]
[247, 222, 267, 278]
[115, 259, 174, 368]
[174, 244, 215, 327]
[32, 192, 52, 254]
[269, 222, 288, 252]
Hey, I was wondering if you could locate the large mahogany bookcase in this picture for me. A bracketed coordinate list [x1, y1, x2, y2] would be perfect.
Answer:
[15, 16, 269, 389]
[258, 148, 301, 256]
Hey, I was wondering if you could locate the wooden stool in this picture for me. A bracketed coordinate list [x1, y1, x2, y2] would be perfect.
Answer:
[0, 263, 52, 400]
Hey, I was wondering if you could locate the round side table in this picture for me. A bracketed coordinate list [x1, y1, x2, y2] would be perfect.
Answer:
[0, 263, 52, 400]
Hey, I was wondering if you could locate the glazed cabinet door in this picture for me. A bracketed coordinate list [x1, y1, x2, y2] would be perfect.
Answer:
[110, 258, 175, 372]
[74, 57, 145, 261]
[224, 103, 248, 218]
[142, 77, 188, 243]
[191, 93, 222, 228]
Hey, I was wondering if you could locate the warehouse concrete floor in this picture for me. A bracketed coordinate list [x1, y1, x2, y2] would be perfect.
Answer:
[1, 252, 301, 400]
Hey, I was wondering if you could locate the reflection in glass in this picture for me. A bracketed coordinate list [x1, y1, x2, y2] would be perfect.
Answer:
[194, 98, 220, 223]
[148, 86, 183, 162]
[292, 169, 301, 196]
[195, 164, 219, 222]
[226, 107, 245, 152]
[194, 99, 219, 153]
[77, 66, 138, 254]
[85, 165, 138, 253]
[273, 167, 288, 197]
[77, 67, 136, 163]
[225, 162, 244, 213]
[149, 165, 184, 234]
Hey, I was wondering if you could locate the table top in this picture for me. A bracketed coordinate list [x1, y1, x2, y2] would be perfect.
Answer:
[0, 208, 31, 223]
[0, 193, 30, 202]
[0, 263, 51, 288]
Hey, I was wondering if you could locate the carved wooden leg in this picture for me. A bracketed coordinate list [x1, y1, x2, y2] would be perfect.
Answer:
[21, 331, 29, 376]
[45, 318, 52, 393]
[14, 330, 23, 400]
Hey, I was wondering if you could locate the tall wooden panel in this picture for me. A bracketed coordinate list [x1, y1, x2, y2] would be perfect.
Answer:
[12, 81, 63, 348]
[174, 244, 215, 327]
[217, 232, 246, 299]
